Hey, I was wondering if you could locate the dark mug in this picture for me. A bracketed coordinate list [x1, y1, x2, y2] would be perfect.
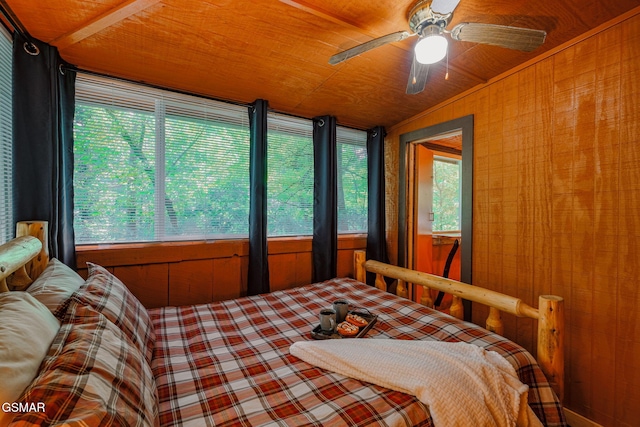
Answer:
[319, 308, 336, 332]
[333, 299, 349, 324]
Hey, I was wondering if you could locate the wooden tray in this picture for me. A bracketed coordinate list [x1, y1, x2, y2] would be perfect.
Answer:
[311, 309, 377, 340]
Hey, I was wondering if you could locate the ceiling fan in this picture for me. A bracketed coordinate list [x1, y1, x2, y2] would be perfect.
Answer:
[329, 0, 547, 95]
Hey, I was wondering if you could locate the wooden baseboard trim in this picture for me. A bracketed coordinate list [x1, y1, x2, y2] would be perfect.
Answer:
[564, 408, 603, 427]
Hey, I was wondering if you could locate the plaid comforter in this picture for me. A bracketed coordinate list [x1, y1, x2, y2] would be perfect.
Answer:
[150, 278, 566, 427]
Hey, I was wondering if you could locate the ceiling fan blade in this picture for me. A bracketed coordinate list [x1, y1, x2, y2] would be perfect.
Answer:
[406, 54, 429, 95]
[329, 31, 412, 65]
[450, 23, 546, 52]
[430, 0, 461, 15]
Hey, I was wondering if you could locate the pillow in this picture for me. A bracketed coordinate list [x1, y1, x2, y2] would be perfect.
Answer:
[10, 299, 158, 427]
[26, 258, 85, 314]
[0, 292, 60, 426]
[70, 263, 155, 364]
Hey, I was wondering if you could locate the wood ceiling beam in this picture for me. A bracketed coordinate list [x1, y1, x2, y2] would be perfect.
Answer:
[278, 0, 376, 38]
[279, 0, 484, 84]
[51, 0, 162, 50]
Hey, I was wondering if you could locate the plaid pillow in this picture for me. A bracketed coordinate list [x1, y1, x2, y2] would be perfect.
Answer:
[11, 300, 158, 427]
[68, 263, 155, 364]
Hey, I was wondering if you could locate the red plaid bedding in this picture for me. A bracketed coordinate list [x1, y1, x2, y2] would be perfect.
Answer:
[11, 300, 159, 427]
[150, 278, 566, 427]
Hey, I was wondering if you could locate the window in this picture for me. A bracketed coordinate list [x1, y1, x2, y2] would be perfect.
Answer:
[265, 116, 368, 237]
[337, 127, 367, 233]
[74, 74, 250, 244]
[267, 113, 314, 237]
[432, 155, 461, 232]
[74, 74, 367, 244]
[0, 27, 12, 244]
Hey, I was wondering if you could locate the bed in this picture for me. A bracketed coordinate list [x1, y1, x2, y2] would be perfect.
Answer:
[0, 223, 567, 427]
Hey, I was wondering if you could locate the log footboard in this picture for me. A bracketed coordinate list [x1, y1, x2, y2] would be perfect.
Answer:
[353, 250, 564, 401]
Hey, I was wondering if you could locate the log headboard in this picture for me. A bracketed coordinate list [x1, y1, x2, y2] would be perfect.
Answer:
[353, 250, 565, 402]
[0, 221, 49, 293]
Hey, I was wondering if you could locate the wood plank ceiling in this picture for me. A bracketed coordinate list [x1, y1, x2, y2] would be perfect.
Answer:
[4, 0, 640, 129]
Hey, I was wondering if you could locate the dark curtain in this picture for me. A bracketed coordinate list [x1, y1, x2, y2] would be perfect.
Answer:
[247, 99, 270, 295]
[312, 115, 337, 283]
[12, 34, 76, 268]
[366, 126, 390, 287]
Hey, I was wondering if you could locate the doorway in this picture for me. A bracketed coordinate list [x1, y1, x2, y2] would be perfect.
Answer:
[398, 115, 473, 320]
[413, 141, 462, 311]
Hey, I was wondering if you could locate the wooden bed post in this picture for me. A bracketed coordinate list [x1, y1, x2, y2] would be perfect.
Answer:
[0, 236, 42, 292]
[395, 280, 408, 298]
[354, 250, 366, 283]
[15, 221, 49, 283]
[374, 274, 387, 291]
[420, 285, 434, 307]
[485, 307, 504, 335]
[537, 295, 564, 402]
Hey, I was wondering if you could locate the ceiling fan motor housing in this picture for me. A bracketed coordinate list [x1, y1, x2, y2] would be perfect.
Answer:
[408, 0, 453, 34]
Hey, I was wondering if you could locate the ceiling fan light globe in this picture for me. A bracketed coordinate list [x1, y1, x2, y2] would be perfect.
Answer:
[414, 35, 448, 64]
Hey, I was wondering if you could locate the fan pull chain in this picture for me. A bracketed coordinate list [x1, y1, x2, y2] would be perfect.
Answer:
[445, 50, 449, 80]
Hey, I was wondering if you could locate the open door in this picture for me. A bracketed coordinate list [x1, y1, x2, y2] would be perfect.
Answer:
[414, 144, 434, 275]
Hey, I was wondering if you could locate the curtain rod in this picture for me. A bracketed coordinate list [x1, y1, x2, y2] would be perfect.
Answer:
[0, 0, 38, 55]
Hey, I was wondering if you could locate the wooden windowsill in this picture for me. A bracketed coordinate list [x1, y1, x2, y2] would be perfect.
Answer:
[76, 234, 367, 269]
[432, 232, 461, 246]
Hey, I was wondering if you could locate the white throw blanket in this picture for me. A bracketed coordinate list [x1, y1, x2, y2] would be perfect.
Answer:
[290, 339, 543, 427]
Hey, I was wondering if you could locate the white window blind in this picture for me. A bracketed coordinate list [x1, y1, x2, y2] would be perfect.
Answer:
[337, 127, 367, 233]
[265, 115, 368, 237]
[74, 74, 250, 244]
[267, 112, 314, 237]
[0, 27, 12, 244]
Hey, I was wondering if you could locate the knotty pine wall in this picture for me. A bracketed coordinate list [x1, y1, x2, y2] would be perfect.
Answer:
[76, 235, 365, 308]
[385, 9, 640, 426]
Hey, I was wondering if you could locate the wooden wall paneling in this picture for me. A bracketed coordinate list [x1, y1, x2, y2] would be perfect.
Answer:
[472, 88, 494, 325]
[615, 16, 640, 425]
[113, 263, 168, 308]
[533, 58, 554, 307]
[76, 240, 248, 267]
[76, 236, 364, 306]
[551, 42, 579, 409]
[514, 65, 537, 353]
[384, 130, 399, 265]
[531, 58, 555, 360]
[269, 253, 300, 292]
[168, 259, 214, 306]
[471, 88, 490, 327]
[212, 256, 245, 302]
[487, 80, 505, 297]
[387, 10, 640, 425]
[336, 248, 354, 278]
[501, 74, 519, 341]
[296, 251, 313, 284]
[239, 256, 249, 297]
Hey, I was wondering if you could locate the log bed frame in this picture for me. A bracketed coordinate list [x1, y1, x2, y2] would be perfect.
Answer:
[354, 250, 564, 402]
[0, 222, 48, 293]
[0, 221, 564, 403]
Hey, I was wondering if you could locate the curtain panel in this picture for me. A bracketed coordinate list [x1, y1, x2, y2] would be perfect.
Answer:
[12, 34, 76, 268]
[366, 126, 389, 287]
[312, 115, 337, 283]
[247, 99, 270, 295]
